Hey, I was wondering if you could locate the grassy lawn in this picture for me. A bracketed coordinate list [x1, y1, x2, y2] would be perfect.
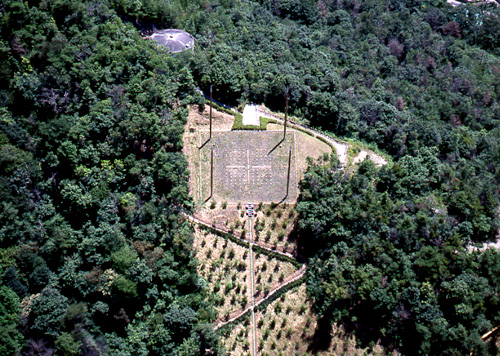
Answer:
[267, 123, 333, 179]
[196, 130, 298, 203]
[183, 106, 333, 206]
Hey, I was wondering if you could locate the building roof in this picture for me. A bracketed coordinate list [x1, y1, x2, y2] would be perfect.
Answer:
[150, 29, 195, 53]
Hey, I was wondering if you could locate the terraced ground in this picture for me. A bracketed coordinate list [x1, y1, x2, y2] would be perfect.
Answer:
[184, 104, 391, 355]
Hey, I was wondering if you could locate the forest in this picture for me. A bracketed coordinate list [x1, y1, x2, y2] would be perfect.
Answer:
[1, 0, 500, 355]
[0, 0, 218, 354]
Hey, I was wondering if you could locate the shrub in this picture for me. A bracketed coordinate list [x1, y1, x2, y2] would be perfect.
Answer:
[225, 281, 234, 293]
[263, 328, 270, 340]
[222, 201, 227, 209]
[238, 261, 247, 271]
[210, 200, 216, 209]
[271, 218, 277, 230]
[278, 229, 285, 241]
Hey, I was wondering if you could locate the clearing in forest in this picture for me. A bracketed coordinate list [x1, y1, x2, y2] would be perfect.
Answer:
[196, 130, 298, 203]
[183, 105, 389, 355]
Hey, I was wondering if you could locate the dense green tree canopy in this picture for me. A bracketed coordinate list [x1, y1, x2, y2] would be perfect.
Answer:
[298, 155, 499, 354]
[0, 0, 220, 354]
[1, 0, 499, 354]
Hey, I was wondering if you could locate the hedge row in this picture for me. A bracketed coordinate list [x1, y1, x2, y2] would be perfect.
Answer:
[198, 223, 301, 266]
[253, 245, 301, 268]
[216, 309, 251, 336]
[315, 135, 338, 156]
[199, 223, 250, 249]
[232, 115, 274, 130]
[210, 101, 237, 115]
[254, 274, 306, 312]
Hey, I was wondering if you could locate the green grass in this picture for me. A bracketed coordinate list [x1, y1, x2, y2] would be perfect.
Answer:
[231, 114, 276, 130]
[196, 131, 298, 203]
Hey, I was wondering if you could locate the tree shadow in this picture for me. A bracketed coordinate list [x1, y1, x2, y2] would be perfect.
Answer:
[307, 316, 333, 353]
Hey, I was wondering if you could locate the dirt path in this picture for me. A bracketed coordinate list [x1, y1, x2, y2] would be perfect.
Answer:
[256, 107, 387, 167]
[447, 0, 499, 7]
[184, 212, 307, 335]
[214, 264, 307, 331]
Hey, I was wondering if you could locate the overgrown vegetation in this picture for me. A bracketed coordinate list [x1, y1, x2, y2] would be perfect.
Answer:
[0, 1, 220, 354]
[298, 154, 500, 355]
[2, 0, 500, 354]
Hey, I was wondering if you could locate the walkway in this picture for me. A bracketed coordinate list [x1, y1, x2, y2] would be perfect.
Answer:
[183, 211, 308, 350]
[447, 0, 499, 7]
[255, 107, 349, 165]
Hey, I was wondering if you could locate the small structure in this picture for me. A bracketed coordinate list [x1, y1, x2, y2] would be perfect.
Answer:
[242, 105, 259, 126]
[150, 29, 195, 53]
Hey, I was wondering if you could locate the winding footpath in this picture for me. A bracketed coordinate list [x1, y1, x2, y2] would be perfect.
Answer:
[447, 0, 499, 7]
[256, 106, 387, 166]
[195, 87, 387, 166]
